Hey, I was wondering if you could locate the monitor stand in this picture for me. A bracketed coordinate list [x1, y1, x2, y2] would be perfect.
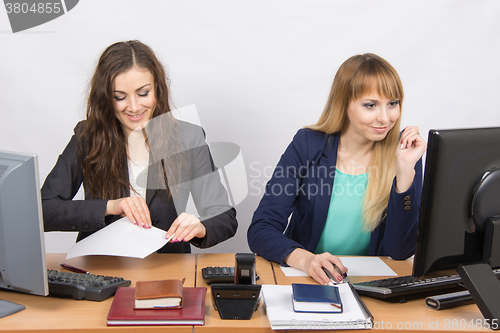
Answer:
[457, 219, 500, 330]
[0, 299, 25, 319]
[458, 264, 500, 330]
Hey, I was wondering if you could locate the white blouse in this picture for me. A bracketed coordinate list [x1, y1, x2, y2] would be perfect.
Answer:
[128, 157, 149, 200]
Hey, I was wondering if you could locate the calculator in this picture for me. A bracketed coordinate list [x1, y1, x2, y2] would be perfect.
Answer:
[201, 266, 236, 284]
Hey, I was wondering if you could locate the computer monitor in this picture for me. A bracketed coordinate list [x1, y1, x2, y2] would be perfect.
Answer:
[413, 127, 500, 324]
[0, 151, 48, 318]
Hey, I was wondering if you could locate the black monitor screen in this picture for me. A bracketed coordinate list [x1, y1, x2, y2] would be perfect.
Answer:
[413, 127, 500, 277]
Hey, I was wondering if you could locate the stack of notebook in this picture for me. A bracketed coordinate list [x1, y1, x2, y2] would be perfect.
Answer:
[107, 280, 206, 326]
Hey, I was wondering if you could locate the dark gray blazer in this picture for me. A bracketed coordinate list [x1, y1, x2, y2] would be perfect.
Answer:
[42, 120, 237, 253]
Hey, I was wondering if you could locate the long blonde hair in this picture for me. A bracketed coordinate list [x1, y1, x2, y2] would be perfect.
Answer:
[307, 53, 403, 231]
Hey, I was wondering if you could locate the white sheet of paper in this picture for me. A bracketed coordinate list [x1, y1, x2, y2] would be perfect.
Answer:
[66, 217, 168, 259]
[280, 256, 397, 277]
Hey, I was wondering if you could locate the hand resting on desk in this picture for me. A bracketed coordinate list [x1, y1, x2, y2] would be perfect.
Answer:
[284, 248, 348, 285]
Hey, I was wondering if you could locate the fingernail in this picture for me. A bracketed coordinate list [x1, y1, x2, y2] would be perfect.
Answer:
[401, 143, 404, 149]
[337, 275, 343, 282]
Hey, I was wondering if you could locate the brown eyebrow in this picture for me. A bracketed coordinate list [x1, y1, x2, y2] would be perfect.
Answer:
[361, 98, 400, 103]
[113, 84, 152, 94]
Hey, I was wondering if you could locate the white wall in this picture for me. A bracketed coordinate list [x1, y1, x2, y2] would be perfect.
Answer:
[1, 0, 500, 254]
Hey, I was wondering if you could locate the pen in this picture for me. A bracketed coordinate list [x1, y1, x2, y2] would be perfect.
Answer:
[349, 283, 374, 321]
[60, 263, 90, 274]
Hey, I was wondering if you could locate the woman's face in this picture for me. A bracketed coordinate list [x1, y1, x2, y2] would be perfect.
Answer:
[113, 66, 156, 138]
[344, 90, 400, 144]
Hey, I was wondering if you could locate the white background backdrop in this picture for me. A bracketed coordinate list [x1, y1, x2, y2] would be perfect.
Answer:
[1, 0, 499, 254]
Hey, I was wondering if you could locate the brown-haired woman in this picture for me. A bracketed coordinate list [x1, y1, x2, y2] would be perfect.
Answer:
[42, 40, 237, 253]
[248, 53, 426, 284]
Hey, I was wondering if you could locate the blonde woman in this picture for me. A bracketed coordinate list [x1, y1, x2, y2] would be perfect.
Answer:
[247, 53, 426, 284]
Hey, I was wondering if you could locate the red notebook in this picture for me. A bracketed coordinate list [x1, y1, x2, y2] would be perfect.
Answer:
[107, 287, 206, 326]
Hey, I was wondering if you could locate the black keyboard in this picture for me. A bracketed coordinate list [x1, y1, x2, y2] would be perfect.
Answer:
[353, 268, 500, 299]
[201, 266, 235, 284]
[47, 270, 131, 301]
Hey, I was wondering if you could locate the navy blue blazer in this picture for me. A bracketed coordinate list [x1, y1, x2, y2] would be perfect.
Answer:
[247, 128, 422, 264]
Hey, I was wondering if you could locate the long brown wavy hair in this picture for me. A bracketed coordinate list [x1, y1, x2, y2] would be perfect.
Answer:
[79, 40, 180, 199]
[307, 53, 404, 231]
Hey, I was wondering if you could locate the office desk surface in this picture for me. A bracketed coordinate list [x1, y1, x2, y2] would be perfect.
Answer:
[0, 254, 492, 333]
[0, 253, 196, 333]
[273, 257, 489, 332]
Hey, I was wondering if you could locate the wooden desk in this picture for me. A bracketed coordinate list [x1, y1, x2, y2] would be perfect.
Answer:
[195, 253, 274, 333]
[0, 254, 492, 333]
[0, 253, 196, 333]
[273, 257, 490, 332]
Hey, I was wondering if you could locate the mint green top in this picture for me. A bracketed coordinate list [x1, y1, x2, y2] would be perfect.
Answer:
[314, 168, 370, 255]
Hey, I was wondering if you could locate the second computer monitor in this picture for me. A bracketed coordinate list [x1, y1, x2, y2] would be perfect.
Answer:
[413, 127, 500, 277]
